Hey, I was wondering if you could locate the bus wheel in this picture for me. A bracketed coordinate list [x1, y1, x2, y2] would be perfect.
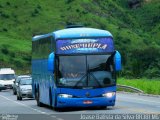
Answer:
[36, 90, 43, 107]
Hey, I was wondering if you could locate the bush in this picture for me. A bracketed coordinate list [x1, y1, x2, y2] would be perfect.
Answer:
[0, 4, 3, 8]
[6, 2, 10, 6]
[14, 60, 23, 68]
[37, 5, 41, 9]
[9, 52, 15, 57]
[66, 0, 74, 4]
[128, 47, 160, 78]
[1, 46, 9, 55]
[1, 12, 10, 18]
[2, 28, 8, 32]
[128, 0, 141, 8]
[144, 67, 160, 78]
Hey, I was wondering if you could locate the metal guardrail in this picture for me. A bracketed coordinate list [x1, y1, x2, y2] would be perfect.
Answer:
[117, 84, 144, 93]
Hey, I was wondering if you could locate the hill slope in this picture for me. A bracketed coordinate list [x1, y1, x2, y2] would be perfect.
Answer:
[0, 0, 160, 77]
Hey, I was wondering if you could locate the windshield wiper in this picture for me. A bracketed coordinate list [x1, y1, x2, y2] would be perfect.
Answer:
[86, 63, 102, 87]
[74, 63, 90, 88]
[73, 73, 87, 88]
[89, 69, 102, 87]
[73, 64, 102, 88]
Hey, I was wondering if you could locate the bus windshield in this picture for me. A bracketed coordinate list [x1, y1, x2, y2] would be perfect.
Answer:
[57, 54, 116, 88]
[0, 74, 15, 80]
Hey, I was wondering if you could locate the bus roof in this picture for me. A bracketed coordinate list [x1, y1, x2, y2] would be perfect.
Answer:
[32, 33, 53, 41]
[32, 27, 113, 41]
[54, 27, 113, 39]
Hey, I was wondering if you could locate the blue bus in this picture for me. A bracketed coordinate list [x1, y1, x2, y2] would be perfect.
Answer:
[32, 26, 121, 110]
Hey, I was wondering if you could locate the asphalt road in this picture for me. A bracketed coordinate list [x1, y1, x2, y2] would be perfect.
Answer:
[0, 89, 160, 120]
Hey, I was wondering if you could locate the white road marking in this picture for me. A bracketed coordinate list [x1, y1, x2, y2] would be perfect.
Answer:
[57, 118, 64, 120]
[0, 94, 50, 115]
[118, 96, 160, 104]
[51, 115, 56, 118]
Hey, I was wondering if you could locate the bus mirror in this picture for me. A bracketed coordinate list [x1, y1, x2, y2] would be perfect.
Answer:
[48, 52, 55, 72]
[115, 51, 122, 71]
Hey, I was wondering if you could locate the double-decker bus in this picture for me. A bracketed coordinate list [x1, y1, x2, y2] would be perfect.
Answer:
[32, 26, 121, 109]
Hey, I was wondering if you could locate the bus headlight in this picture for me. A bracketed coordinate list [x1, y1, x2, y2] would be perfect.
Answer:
[58, 94, 73, 98]
[102, 92, 115, 98]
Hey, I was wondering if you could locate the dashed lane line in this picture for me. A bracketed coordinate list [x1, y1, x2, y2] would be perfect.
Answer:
[56, 118, 64, 120]
[0, 94, 50, 115]
[0, 94, 67, 120]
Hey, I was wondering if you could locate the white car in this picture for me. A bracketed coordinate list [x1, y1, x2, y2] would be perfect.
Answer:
[0, 68, 15, 91]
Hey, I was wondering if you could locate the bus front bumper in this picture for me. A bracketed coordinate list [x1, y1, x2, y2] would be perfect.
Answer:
[56, 97, 116, 108]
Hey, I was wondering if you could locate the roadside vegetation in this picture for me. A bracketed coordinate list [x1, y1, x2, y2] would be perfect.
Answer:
[117, 78, 160, 95]
[0, 35, 31, 74]
[0, 0, 160, 78]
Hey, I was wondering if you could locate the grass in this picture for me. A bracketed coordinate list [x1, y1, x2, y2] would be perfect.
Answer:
[117, 78, 160, 95]
[0, 0, 160, 77]
[0, 35, 31, 74]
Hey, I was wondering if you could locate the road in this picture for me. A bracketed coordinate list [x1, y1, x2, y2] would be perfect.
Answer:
[0, 90, 160, 120]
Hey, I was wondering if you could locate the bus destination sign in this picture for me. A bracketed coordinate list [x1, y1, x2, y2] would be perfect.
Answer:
[56, 37, 114, 54]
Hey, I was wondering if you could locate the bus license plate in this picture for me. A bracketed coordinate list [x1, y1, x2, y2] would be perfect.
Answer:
[83, 100, 93, 104]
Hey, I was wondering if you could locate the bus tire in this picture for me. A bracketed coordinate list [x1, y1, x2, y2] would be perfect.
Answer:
[54, 107, 61, 112]
[36, 89, 43, 107]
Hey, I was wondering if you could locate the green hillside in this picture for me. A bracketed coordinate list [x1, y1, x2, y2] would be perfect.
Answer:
[0, 0, 160, 77]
